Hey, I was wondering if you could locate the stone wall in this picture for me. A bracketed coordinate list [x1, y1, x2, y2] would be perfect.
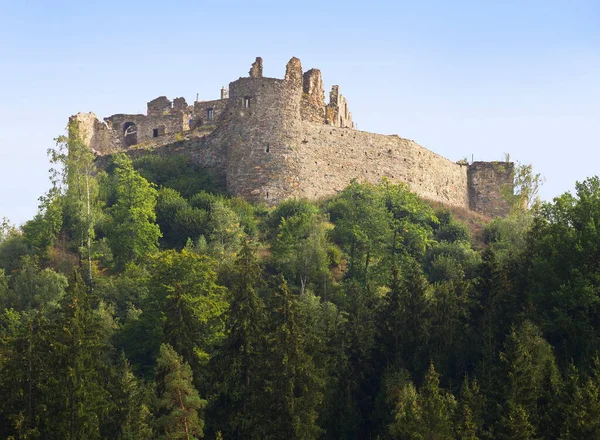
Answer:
[192, 98, 227, 128]
[147, 96, 173, 116]
[104, 113, 186, 149]
[468, 162, 513, 217]
[95, 127, 227, 175]
[70, 113, 118, 155]
[301, 69, 326, 124]
[296, 122, 470, 207]
[326, 86, 353, 128]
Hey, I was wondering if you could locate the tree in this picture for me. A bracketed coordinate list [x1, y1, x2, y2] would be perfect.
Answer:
[455, 378, 485, 440]
[419, 364, 457, 440]
[112, 354, 153, 440]
[155, 344, 206, 440]
[106, 154, 161, 269]
[210, 240, 268, 439]
[497, 404, 536, 440]
[51, 119, 100, 286]
[271, 205, 330, 295]
[501, 154, 544, 212]
[44, 271, 113, 439]
[328, 181, 391, 282]
[262, 277, 324, 440]
[140, 249, 227, 385]
[387, 365, 456, 440]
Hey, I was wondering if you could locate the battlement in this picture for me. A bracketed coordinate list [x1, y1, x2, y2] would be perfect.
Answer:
[71, 56, 513, 217]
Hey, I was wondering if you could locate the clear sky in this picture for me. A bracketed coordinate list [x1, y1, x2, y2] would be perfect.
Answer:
[1, 0, 598, 225]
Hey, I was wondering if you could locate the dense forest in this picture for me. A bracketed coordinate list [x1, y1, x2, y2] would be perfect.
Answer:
[2, 124, 600, 440]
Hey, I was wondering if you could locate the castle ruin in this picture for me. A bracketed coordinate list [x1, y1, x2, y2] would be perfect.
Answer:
[72, 56, 513, 217]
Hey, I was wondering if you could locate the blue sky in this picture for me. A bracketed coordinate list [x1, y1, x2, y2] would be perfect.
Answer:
[1, 0, 599, 224]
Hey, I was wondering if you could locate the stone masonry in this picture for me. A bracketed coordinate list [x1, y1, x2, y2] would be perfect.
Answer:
[71, 56, 513, 217]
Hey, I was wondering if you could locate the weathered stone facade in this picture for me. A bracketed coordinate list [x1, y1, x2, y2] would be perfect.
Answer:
[468, 162, 514, 217]
[71, 56, 513, 217]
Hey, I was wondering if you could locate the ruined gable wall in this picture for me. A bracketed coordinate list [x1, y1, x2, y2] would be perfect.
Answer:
[71, 113, 119, 155]
[301, 69, 326, 124]
[326, 86, 353, 128]
[295, 122, 470, 208]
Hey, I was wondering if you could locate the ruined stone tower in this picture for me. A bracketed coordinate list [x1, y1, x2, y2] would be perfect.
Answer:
[217, 57, 304, 202]
[71, 56, 514, 217]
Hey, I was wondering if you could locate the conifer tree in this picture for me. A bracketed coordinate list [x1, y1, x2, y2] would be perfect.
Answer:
[262, 277, 324, 440]
[155, 343, 206, 440]
[45, 270, 112, 439]
[112, 354, 153, 440]
[419, 363, 457, 440]
[210, 240, 268, 439]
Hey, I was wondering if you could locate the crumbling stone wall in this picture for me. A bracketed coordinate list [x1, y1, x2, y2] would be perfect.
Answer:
[104, 112, 186, 149]
[192, 98, 227, 128]
[326, 86, 353, 128]
[301, 69, 326, 123]
[249, 57, 263, 78]
[147, 96, 173, 116]
[70, 113, 118, 155]
[468, 162, 513, 217]
[295, 122, 469, 208]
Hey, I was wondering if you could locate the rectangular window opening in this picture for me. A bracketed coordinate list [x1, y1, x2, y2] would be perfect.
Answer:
[244, 97, 251, 108]
[207, 108, 214, 121]
[153, 128, 159, 138]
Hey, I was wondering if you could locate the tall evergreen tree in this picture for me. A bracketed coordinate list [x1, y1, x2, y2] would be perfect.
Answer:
[155, 343, 206, 440]
[44, 271, 113, 439]
[262, 277, 324, 440]
[210, 240, 268, 439]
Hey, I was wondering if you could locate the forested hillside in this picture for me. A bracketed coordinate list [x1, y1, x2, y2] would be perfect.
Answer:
[2, 126, 600, 439]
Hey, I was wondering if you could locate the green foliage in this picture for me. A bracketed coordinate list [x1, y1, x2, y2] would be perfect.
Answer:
[436, 209, 472, 243]
[141, 249, 228, 377]
[132, 154, 226, 198]
[209, 240, 268, 439]
[501, 154, 544, 213]
[262, 277, 325, 440]
[106, 154, 162, 269]
[271, 204, 331, 295]
[10, 153, 600, 440]
[387, 365, 456, 440]
[155, 343, 206, 440]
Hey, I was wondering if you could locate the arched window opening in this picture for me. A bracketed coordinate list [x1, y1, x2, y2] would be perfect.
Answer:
[123, 122, 138, 147]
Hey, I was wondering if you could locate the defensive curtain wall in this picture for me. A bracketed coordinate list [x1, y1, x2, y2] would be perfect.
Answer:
[72, 56, 513, 217]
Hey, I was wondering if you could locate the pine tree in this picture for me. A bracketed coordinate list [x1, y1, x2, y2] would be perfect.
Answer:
[262, 277, 324, 440]
[113, 354, 153, 440]
[210, 240, 268, 439]
[44, 270, 113, 439]
[419, 363, 456, 440]
[498, 403, 536, 440]
[455, 378, 485, 440]
[155, 343, 206, 440]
